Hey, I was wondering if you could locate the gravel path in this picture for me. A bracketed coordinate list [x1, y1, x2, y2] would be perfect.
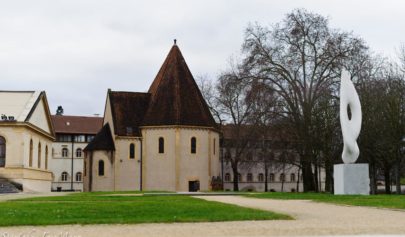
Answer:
[1, 195, 405, 236]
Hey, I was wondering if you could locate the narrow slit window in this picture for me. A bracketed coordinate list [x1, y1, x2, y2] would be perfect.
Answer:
[129, 143, 135, 159]
[158, 137, 164, 154]
[191, 137, 196, 154]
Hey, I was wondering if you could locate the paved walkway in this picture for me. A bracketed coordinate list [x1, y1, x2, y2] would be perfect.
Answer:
[1, 195, 405, 236]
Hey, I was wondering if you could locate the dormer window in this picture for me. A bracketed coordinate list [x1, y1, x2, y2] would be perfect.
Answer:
[126, 127, 133, 136]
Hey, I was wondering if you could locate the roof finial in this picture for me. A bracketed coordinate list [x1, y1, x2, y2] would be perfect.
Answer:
[174, 39, 177, 45]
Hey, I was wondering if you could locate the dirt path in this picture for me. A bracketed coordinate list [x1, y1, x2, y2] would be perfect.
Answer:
[1, 195, 405, 236]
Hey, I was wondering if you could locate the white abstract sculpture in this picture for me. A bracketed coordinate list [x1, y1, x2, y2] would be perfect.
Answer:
[340, 70, 362, 164]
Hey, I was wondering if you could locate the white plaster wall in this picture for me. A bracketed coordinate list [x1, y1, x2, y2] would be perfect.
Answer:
[49, 141, 86, 191]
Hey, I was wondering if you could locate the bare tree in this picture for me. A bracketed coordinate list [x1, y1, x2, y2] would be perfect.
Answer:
[241, 9, 367, 192]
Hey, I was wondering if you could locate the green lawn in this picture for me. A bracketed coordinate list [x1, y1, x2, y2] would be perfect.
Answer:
[0, 192, 291, 226]
[248, 192, 405, 209]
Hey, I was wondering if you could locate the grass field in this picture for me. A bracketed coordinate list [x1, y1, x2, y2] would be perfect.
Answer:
[0, 192, 291, 226]
[248, 192, 405, 209]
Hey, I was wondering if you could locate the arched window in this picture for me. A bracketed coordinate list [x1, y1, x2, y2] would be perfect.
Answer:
[290, 173, 296, 182]
[37, 142, 41, 168]
[280, 173, 285, 182]
[29, 139, 33, 167]
[158, 137, 164, 154]
[62, 148, 68, 157]
[76, 148, 82, 158]
[238, 173, 242, 182]
[213, 138, 216, 155]
[61, 172, 68, 181]
[98, 160, 104, 176]
[258, 173, 264, 182]
[225, 173, 231, 182]
[269, 173, 275, 182]
[191, 137, 197, 154]
[247, 173, 253, 182]
[76, 172, 82, 182]
[0, 136, 5, 167]
[129, 143, 135, 159]
[45, 146, 48, 170]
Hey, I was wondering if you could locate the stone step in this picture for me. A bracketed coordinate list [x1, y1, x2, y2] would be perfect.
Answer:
[0, 179, 21, 193]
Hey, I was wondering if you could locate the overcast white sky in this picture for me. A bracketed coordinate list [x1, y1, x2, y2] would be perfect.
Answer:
[1, 0, 404, 116]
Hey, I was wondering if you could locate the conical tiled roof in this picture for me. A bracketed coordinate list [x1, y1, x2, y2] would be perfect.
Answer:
[142, 44, 217, 128]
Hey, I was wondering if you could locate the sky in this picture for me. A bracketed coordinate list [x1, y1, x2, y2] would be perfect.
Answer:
[1, 0, 404, 116]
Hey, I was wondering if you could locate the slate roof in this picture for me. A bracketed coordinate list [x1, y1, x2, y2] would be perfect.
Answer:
[84, 123, 115, 151]
[52, 115, 103, 135]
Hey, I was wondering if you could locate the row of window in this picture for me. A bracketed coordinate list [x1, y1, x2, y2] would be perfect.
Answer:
[60, 148, 83, 158]
[56, 135, 95, 143]
[28, 139, 49, 169]
[60, 171, 82, 182]
[224, 173, 298, 182]
[157, 137, 216, 155]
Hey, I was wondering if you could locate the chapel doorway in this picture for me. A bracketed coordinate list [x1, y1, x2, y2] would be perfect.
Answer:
[188, 180, 200, 192]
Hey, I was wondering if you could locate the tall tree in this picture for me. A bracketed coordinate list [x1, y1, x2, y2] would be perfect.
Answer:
[241, 9, 366, 191]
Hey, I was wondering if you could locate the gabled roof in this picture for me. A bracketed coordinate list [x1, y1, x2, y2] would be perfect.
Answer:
[51, 115, 103, 135]
[0, 91, 41, 122]
[109, 91, 151, 136]
[142, 44, 217, 128]
[0, 91, 55, 137]
[84, 123, 115, 151]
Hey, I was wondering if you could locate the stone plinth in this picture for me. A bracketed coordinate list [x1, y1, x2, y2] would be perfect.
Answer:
[334, 164, 370, 195]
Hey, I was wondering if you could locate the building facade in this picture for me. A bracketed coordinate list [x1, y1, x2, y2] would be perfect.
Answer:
[84, 43, 220, 192]
[221, 124, 325, 192]
[49, 115, 102, 191]
[0, 91, 54, 192]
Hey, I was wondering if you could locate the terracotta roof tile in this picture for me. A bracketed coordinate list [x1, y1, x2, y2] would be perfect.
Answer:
[51, 115, 103, 135]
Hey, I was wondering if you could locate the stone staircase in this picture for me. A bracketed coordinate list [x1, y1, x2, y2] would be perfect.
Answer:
[0, 179, 21, 193]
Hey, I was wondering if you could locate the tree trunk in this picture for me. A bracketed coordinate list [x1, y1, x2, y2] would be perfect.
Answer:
[325, 158, 332, 193]
[264, 165, 268, 192]
[396, 156, 402, 194]
[302, 159, 315, 192]
[369, 159, 377, 195]
[314, 164, 319, 192]
[384, 166, 391, 194]
[232, 163, 239, 191]
[296, 167, 301, 192]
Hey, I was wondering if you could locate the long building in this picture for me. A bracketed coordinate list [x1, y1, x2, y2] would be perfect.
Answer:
[50, 113, 102, 191]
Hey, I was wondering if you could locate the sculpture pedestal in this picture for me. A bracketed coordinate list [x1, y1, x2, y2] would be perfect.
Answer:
[334, 164, 370, 195]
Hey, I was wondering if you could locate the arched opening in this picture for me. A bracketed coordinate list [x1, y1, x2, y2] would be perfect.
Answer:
[290, 173, 296, 182]
[62, 148, 68, 157]
[191, 137, 197, 154]
[45, 146, 48, 170]
[98, 160, 104, 176]
[76, 148, 82, 158]
[29, 139, 33, 167]
[280, 173, 285, 182]
[258, 173, 264, 182]
[76, 172, 82, 182]
[225, 173, 231, 182]
[38, 142, 41, 168]
[61, 172, 68, 181]
[247, 173, 253, 182]
[0, 136, 5, 167]
[129, 143, 135, 159]
[158, 137, 164, 154]
[269, 173, 275, 182]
